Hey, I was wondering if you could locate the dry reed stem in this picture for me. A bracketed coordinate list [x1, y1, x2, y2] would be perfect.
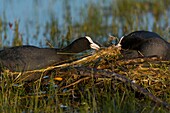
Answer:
[68, 67, 170, 110]
[8, 46, 119, 80]
[1, 46, 170, 109]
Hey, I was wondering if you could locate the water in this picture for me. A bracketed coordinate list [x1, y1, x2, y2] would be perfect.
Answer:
[0, 0, 170, 47]
[0, 0, 110, 46]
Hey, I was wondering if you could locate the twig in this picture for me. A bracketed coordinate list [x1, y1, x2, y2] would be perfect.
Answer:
[9, 49, 106, 78]
[73, 67, 170, 110]
[61, 77, 90, 89]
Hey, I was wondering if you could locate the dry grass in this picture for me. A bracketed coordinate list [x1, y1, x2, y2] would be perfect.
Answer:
[2, 46, 169, 110]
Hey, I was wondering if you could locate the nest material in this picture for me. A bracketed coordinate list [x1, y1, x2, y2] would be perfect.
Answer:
[1, 45, 170, 109]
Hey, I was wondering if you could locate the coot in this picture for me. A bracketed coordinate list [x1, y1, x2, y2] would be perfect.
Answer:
[0, 36, 100, 72]
[116, 30, 170, 60]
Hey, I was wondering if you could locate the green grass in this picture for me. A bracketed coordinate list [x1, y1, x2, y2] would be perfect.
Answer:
[0, 47, 169, 113]
[0, 74, 168, 113]
[0, 0, 170, 112]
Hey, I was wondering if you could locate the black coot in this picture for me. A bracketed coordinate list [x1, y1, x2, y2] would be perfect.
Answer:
[116, 30, 170, 60]
[0, 36, 100, 72]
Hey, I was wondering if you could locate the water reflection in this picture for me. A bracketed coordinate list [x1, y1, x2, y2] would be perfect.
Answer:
[0, 0, 170, 47]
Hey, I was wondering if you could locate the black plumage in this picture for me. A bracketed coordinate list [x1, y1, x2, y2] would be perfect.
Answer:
[116, 30, 170, 60]
[0, 36, 100, 72]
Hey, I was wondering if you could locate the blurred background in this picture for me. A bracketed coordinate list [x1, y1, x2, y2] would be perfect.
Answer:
[0, 0, 170, 48]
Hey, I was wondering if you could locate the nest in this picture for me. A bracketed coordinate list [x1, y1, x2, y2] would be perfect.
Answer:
[1, 45, 170, 110]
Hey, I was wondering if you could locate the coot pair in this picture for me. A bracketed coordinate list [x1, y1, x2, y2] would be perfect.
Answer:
[1, 31, 169, 72]
[0, 36, 100, 72]
[116, 31, 170, 60]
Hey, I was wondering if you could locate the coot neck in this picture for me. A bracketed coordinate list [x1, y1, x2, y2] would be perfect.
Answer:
[60, 44, 85, 53]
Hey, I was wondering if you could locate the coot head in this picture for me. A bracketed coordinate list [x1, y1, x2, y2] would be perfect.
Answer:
[116, 30, 163, 50]
[62, 36, 100, 53]
[115, 30, 170, 60]
[0, 36, 100, 72]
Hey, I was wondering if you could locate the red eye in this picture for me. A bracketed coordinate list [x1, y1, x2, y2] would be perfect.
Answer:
[9, 22, 13, 29]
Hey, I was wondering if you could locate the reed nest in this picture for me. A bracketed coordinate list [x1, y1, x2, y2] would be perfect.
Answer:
[1, 45, 170, 110]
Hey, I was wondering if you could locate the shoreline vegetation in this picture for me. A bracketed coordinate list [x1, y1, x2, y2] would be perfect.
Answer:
[0, 0, 170, 112]
[1, 46, 170, 112]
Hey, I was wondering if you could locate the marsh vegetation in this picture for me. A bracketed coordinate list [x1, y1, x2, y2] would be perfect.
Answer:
[0, 0, 170, 112]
